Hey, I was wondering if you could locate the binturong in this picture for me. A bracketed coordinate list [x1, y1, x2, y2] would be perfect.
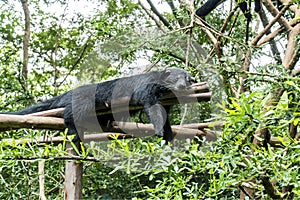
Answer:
[4, 68, 197, 143]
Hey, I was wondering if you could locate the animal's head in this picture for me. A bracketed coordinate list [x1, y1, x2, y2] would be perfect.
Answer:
[160, 68, 197, 90]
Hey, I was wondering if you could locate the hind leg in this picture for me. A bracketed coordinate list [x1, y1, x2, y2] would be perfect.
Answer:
[63, 105, 83, 142]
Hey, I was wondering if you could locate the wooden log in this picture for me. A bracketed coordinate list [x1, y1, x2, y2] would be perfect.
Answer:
[108, 121, 206, 139]
[38, 161, 47, 200]
[27, 108, 64, 117]
[1, 132, 131, 145]
[96, 92, 212, 116]
[64, 141, 83, 200]
[188, 82, 210, 92]
[1, 121, 208, 144]
[176, 122, 224, 129]
[107, 122, 217, 142]
[0, 114, 65, 130]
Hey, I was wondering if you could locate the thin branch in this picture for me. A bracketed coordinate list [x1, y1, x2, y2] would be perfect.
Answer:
[138, 0, 167, 32]
[0, 155, 127, 163]
[146, 0, 172, 29]
[237, 49, 251, 95]
[57, 36, 92, 88]
[53, 3, 69, 93]
[185, 27, 193, 68]
[166, 0, 185, 27]
[194, 17, 218, 46]
[220, 6, 239, 34]
[206, 6, 239, 62]
[148, 46, 188, 64]
[179, 0, 218, 47]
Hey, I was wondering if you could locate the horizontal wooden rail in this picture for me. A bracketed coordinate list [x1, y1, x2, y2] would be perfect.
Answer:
[0, 114, 65, 131]
[1, 120, 219, 144]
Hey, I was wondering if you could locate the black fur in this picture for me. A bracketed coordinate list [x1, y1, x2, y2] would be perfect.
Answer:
[5, 68, 196, 142]
[195, 0, 223, 18]
[196, 0, 262, 20]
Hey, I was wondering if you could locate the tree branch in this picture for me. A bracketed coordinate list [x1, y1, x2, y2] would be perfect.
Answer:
[257, 19, 299, 46]
[283, 23, 300, 70]
[21, 0, 30, 82]
[261, 0, 292, 31]
[251, 4, 291, 46]
[258, 8, 281, 63]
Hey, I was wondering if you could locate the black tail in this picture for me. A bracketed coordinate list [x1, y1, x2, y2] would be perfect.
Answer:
[3, 99, 55, 115]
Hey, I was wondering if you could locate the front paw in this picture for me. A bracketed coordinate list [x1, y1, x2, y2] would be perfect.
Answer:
[155, 131, 164, 137]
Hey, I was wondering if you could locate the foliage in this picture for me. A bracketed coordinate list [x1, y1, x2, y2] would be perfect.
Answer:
[0, 0, 299, 199]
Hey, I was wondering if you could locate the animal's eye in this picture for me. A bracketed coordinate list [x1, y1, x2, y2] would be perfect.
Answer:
[187, 76, 196, 83]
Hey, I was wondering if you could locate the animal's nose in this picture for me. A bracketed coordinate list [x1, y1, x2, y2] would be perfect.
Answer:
[177, 82, 187, 89]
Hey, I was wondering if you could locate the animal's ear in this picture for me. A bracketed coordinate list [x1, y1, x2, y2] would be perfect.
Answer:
[160, 69, 171, 80]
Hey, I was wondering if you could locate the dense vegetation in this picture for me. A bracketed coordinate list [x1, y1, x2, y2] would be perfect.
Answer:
[0, 0, 299, 199]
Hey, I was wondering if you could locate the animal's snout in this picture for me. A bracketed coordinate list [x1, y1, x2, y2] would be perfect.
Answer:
[175, 79, 188, 89]
[177, 83, 187, 89]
